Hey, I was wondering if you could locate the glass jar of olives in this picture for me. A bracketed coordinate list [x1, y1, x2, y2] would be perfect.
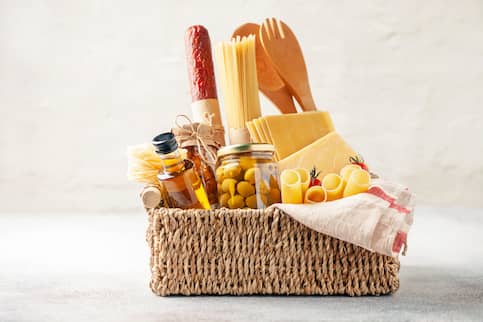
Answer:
[216, 144, 281, 209]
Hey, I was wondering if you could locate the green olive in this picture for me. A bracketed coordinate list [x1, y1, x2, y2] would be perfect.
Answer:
[245, 194, 258, 209]
[234, 169, 245, 182]
[239, 157, 256, 170]
[244, 167, 257, 184]
[269, 175, 279, 189]
[237, 181, 255, 198]
[268, 188, 281, 204]
[223, 164, 242, 178]
[258, 180, 270, 195]
[215, 166, 225, 182]
[221, 178, 237, 196]
[228, 195, 245, 209]
[260, 194, 268, 206]
[219, 193, 231, 207]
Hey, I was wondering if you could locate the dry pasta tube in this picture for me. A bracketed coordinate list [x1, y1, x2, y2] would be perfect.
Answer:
[343, 169, 371, 197]
[294, 168, 310, 196]
[322, 173, 345, 201]
[340, 164, 362, 182]
[304, 186, 327, 204]
[280, 169, 303, 204]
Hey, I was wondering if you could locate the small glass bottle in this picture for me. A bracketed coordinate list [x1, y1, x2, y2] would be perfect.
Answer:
[184, 146, 218, 207]
[152, 132, 211, 209]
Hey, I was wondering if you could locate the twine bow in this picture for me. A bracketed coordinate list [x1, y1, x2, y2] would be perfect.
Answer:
[174, 114, 219, 168]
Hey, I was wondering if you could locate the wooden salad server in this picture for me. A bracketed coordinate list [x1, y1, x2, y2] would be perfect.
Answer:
[232, 23, 297, 114]
[259, 18, 317, 111]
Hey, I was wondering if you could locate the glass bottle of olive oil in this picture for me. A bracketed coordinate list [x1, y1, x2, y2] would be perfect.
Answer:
[152, 132, 211, 209]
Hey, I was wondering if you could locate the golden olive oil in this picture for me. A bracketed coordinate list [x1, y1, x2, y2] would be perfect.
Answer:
[153, 132, 210, 210]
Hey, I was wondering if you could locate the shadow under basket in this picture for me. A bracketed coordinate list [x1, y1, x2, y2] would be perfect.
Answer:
[146, 207, 400, 296]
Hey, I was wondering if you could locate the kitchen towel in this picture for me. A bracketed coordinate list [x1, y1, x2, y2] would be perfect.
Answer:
[272, 179, 415, 257]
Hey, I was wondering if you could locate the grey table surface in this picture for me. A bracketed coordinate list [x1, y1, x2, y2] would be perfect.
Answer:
[1, 207, 482, 322]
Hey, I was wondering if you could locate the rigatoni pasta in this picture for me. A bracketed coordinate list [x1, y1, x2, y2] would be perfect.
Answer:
[343, 168, 371, 197]
[322, 173, 345, 201]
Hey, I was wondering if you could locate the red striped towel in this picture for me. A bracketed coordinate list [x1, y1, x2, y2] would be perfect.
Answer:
[272, 179, 415, 257]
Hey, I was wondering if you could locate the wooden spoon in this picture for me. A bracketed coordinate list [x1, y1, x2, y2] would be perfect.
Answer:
[260, 18, 317, 111]
[232, 23, 297, 114]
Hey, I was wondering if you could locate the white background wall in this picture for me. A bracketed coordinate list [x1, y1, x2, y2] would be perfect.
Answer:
[1, 0, 482, 212]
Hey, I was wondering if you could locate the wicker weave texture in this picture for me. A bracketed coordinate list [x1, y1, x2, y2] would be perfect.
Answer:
[147, 207, 400, 296]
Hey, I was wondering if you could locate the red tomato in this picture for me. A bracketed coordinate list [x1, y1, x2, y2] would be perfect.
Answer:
[349, 155, 369, 171]
[309, 178, 321, 187]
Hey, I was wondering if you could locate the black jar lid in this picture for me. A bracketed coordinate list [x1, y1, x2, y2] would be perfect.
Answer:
[152, 132, 178, 154]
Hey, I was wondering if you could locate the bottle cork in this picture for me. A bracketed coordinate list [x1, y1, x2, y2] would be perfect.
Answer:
[141, 186, 162, 209]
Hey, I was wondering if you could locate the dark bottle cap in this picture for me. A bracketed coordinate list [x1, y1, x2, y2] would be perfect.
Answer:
[152, 132, 178, 154]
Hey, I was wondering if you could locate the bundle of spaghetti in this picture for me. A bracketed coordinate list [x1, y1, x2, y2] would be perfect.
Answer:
[215, 35, 261, 144]
[126, 143, 163, 185]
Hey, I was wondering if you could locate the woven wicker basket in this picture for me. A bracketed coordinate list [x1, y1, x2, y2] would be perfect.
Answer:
[146, 207, 400, 296]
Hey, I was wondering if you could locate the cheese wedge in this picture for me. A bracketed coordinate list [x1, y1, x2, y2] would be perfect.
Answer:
[249, 112, 335, 161]
[263, 111, 334, 160]
[278, 132, 356, 179]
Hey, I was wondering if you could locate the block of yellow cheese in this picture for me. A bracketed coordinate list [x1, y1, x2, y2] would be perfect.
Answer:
[253, 118, 270, 144]
[246, 121, 261, 143]
[278, 132, 356, 180]
[248, 112, 335, 161]
[264, 111, 334, 160]
[259, 119, 273, 144]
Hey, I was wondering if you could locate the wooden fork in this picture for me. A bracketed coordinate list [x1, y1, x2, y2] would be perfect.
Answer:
[259, 17, 317, 111]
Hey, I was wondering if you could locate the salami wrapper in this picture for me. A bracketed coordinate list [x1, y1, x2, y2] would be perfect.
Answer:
[190, 98, 222, 128]
[185, 25, 224, 145]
